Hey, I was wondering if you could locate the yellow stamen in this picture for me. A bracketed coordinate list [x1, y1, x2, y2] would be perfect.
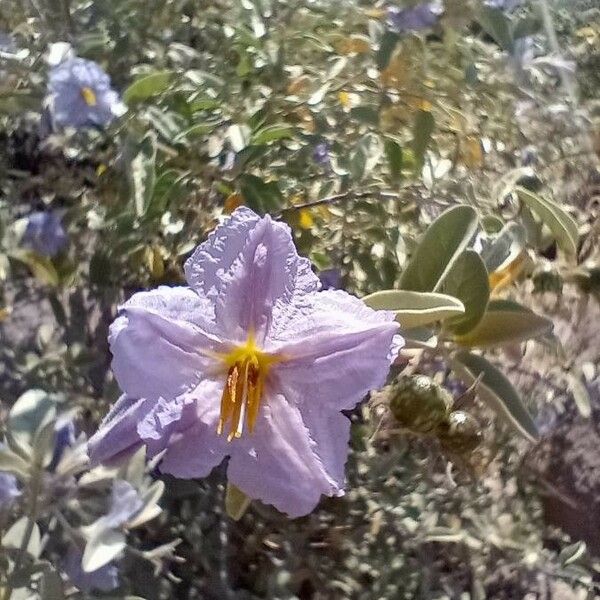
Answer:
[216, 334, 283, 441]
[81, 86, 97, 107]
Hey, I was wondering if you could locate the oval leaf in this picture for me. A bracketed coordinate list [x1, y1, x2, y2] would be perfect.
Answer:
[82, 529, 126, 573]
[439, 250, 490, 336]
[516, 187, 578, 256]
[453, 351, 538, 441]
[124, 71, 173, 104]
[362, 290, 465, 328]
[400, 205, 479, 293]
[455, 299, 553, 348]
[2, 517, 42, 558]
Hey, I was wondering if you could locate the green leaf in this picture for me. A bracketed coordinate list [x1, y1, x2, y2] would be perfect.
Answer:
[0, 446, 29, 479]
[384, 138, 403, 182]
[440, 250, 489, 335]
[129, 131, 157, 217]
[400, 205, 479, 293]
[350, 106, 379, 126]
[377, 30, 399, 69]
[124, 70, 174, 104]
[83, 529, 127, 573]
[9, 250, 59, 287]
[453, 351, 538, 441]
[239, 174, 283, 215]
[227, 124, 251, 152]
[559, 541, 586, 566]
[411, 109, 435, 171]
[516, 187, 578, 256]
[9, 390, 56, 447]
[478, 6, 514, 52]
[362, 290, 465, 328]
[225, 482, 251, 521]
[251, 124, 295, 145]
[456, 299, 553, 347]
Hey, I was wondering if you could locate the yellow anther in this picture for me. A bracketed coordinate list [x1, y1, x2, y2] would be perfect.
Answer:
[81, 86, 97, 107]
[217, 335, 283, 441]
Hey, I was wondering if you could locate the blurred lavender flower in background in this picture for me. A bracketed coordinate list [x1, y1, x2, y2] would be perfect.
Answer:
[312, 142, 330, 165]
[64, 545, 119, 593]
[0, 472, 20, 508]
[48, 57, 125, 129]
[49, 414, 76, 471]
[318, 268, 342, 290]
[89, 207, 402, 517]
[387, 1, 444, 33]
[22, 210, 68, 257]
[520, 146, 538, 166]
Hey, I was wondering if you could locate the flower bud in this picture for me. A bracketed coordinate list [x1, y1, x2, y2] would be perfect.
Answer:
[438, 410, 482, 454]
[389, 375, 453, 434]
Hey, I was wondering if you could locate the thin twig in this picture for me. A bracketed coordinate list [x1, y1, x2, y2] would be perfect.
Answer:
[275, 189, 407, 216]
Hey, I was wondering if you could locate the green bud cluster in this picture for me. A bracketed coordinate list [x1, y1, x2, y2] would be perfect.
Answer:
[388, 375, 483, 457]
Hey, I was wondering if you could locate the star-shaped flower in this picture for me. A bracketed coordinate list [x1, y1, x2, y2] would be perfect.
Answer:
[89, 208, 402, 517]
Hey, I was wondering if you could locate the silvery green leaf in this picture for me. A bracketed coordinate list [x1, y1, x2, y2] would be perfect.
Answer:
[9, 390, 56, 448]
[400, 205, 479, 293]
[362, 290, 465, 328]
[439, 250, 490, 336]
[2, 517, 42, 558]
[82, 529, 126, 573]
[559, 541, 586, 566]
[0, 446, 29, 479]
[455, 299, 553, 348]
[32, 420, 56, 469]
[516, 187, 578, 256]
[123, 71, 174, 105]
[453, 351, 538, 441]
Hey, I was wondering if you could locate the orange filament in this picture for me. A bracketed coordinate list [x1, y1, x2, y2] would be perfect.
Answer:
[81, 86, 97, 107]
[217, 335, 282, 441]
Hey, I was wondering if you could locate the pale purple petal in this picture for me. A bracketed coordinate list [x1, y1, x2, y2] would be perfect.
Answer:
[158, 380, 228, 477]
[109, 286, 222, 400]
[184, 208, 262, 297]
[87, 395, 152, 465]
[270, 290, 402, 410]
[227, 393, 340, 518]
[297, 407, 351, 489]
[0, 472, 20, 507]
[139, 379, 223, 456]
[184, 208, 319, 341]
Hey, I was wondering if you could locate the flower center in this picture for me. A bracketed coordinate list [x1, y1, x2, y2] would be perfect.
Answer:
[81, 86, 97, 107]
[217, 335, 282, 441]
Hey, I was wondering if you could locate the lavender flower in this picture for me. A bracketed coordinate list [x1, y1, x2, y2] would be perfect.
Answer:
[89, 207, 402, 517]
[386, 1, 444, 33]
[49, 415, 76, 471]
[22, 211, 68, 257]
[318, 268, 342, 290]
[48, 57, 125, 129]
[0, 472, 20, 508]
[100, 480, 143, 529]
[64, 545, 119, 593]
[312, 142, 330, 165]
